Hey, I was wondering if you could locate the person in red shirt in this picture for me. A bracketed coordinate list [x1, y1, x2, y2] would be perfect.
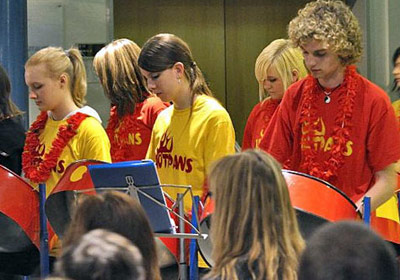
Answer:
[93, 39, 169, 162]
[260, 0, 400, 213]
[242, 39, 307, 150]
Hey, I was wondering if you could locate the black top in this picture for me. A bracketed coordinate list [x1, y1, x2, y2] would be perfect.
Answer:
[0, 116, 25, 175]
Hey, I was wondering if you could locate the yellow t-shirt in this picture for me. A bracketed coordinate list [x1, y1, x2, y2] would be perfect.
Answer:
[393, 100, 400, 173]
[146, 95, 235, 211]
[392, 99, 400, 120]
[32, 114, 111, 196]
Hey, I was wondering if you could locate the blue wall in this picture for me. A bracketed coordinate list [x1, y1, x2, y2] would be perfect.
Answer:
[0, 0, 28, 127]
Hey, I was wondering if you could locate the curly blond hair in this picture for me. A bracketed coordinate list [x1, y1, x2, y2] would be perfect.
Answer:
[288, 0, 362, 66]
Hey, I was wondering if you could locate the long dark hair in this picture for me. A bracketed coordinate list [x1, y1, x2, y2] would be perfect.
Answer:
[138, 33, 213, 100]
[392, 46, 400, 92]
[0, 64, 22, 119]
[63, 191, 160, 280]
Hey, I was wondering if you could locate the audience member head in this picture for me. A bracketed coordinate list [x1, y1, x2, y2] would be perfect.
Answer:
[25, 46, 87, 110]
[0, 64, 22, 119]
[392, 46, 400, 92]
[54, 229, 145, 280]
[255, 39, 307, 101]
[207, 149, 304, 280]
[299, 221, 398, 280]
[138, 33, 212, 106]
[63, 191, 160, 280]
[93, 38, 149, 117]
[288, 0, 362, 66]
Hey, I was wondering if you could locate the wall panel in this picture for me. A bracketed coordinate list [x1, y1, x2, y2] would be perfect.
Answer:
[225, 0, 310, 143]
[114, 0, 310, 143]
[114, 0, 226, 104]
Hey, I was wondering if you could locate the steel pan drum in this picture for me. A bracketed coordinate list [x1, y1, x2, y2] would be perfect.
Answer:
[283, 170, 358, 238]
[45, 160, 105, 238]
[0, 165, 39, 252]
[0, 165, 43, 274]
[198, 169, 358, 267]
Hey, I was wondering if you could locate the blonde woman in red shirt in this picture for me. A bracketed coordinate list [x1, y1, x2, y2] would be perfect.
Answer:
[242, 39, 307, 150]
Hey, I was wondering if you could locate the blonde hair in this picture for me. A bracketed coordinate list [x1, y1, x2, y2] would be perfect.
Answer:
[25, 46, 87, 107]
[93, 39, 149, 117]
[288, 0, 362, 66]
[255, 39, 307, 101]
[207, 149, 305, 280]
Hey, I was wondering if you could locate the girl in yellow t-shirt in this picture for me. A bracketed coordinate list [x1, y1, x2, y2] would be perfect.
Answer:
[139, 35, 235, 272]
[23, 47, 111, 260]
[138, 33, 235, 210]
[24, 46, 111, 195]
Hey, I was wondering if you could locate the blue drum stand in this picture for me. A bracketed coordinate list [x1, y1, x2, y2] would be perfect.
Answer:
[26, 182, 50, 280]
[39, 183, 50, 278]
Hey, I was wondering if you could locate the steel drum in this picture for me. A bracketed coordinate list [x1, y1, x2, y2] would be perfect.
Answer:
[283, 170, 358, 237]
[0, 165, 41, 274]
[0, 165, 40, 252]
[45, 160, 105, 238]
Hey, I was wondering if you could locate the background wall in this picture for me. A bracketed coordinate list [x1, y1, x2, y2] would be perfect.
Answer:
[26, 0, 400, 144]
[364, 0, 400, 100]
[27, 0, 112, 124]
[114, 0, 310, 144]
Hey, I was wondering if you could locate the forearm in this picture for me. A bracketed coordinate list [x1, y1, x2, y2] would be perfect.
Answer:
[355, 163, 397, 211]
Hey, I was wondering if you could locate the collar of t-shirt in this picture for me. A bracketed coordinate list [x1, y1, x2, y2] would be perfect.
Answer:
[48, 105, 102, 123]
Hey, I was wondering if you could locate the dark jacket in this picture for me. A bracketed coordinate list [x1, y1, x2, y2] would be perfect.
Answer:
[0, 116, 25, 175]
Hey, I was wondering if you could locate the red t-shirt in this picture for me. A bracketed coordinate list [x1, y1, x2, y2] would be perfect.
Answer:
[260, 72, 400, 202]
[107, 96, 169, 162]
[242, 97, 280, 150]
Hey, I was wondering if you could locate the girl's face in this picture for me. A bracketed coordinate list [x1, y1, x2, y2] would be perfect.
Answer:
[393, 55, 400, 88]
[140, 67, 180, 103]
[263, 65, 284, 100]
[25, 64, 65, 112]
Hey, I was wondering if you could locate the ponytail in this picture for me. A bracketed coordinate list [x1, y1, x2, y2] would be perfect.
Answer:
[189, 63, 212, 97]
[65, 48, 87, 107]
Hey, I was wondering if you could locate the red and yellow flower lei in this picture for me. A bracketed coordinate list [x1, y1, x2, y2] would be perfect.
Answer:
[299, 65, 358, 184]
[22, 111, 88, 183]
[106, 104, 143, 162]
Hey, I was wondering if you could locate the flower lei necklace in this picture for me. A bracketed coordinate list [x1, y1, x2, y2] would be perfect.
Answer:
[299, 65, 357, 184]
[22, 111, 88, 183]
[106, 104, 143, 162]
